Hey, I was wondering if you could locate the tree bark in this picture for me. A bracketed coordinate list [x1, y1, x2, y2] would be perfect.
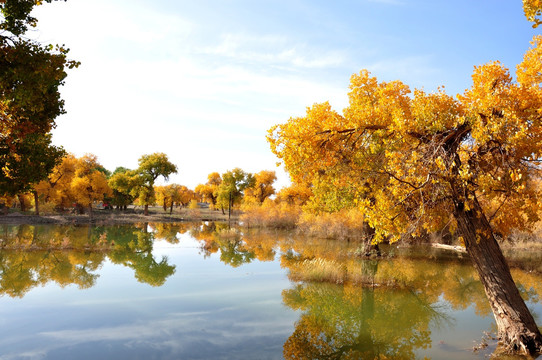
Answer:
[17, 194, 26, 212]
[33, 191, 39, 216]
[453, 195, 542, 355]
[144, 204, 149, 216]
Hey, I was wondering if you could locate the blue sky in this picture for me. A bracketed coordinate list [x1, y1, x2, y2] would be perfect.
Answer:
[31, 0, 540, 189]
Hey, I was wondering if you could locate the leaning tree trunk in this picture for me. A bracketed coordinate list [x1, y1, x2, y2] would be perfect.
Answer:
[453, 195, 542, 355]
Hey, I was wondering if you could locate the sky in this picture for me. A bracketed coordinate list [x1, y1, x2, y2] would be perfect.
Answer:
[29, 0, 540, 190]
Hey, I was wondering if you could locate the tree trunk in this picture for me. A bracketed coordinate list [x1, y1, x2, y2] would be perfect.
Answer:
[33, 191, 40, 216]
[144, 204, 149, 216]
[18, 194, 26, 212]
[453, 195, 542, 355]
[228, 192, 232, 221]
[169, 203, 173, 215]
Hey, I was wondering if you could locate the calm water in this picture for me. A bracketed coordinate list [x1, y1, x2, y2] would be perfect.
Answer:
[0, 222, 540, 360]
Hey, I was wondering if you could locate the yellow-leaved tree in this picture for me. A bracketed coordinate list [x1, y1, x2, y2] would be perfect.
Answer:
[268, 36, 542, 355]
[130, 153, 177, 216]
[70, 154, 112, 216]
[155, 184, 191, 214]
[244, 170, 277, 205]
[35, 154, 78, 211]
[195, 172, 222, 210]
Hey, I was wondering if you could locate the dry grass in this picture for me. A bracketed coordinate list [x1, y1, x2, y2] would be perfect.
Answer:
[297, 208, 369, 240]
[240, 201, 301, 229]
[241, 202, 371, 241]
[501, 225, 542, 251]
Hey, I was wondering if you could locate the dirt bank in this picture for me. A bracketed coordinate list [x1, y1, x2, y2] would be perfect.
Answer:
[0, 208, 239, 225]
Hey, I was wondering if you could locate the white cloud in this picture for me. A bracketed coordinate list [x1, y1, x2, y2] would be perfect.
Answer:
[19, 305, 295, 359]
[30, 0, 352, 190]
[201, 33, 346, 69]
[50, 44, 348, 188]
[33, 1, 193, 48]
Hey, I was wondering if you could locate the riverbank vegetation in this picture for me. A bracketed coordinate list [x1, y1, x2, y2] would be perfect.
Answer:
[0, 151, 276, 222]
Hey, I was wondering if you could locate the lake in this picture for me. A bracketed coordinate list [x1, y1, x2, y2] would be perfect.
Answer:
[0, 222, 540, 359]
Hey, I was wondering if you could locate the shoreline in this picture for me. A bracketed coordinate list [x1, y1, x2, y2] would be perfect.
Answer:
[0, 209, 239, 225]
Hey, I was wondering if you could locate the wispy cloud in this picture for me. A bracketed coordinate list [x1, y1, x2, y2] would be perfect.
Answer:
[27, 308, 294, 359]
[201, 33, 346, 69]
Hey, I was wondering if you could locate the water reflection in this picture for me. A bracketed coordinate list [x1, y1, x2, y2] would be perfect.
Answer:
[0, 223, 179, 296]
[0, 223, 541, 359]
[282, 284, 440, 359]
[191, 227, 542, 358]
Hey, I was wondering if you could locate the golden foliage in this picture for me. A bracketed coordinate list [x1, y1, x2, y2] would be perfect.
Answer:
[523, 0, 542, 27]
[276, 183, 312, 206]
[195, 172, 222, 208]
[34, 153, 77, 209]
[268, 35, 542, 243]
[244, 170, 277, 204]
[70, 154, 112, 209]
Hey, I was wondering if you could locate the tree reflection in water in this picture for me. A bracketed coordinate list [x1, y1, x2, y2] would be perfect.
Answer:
[282, 284, 439, 359]
[190, 228, 542, 359]
[0, 223, 541, 358]
[0, 223, 177, 296]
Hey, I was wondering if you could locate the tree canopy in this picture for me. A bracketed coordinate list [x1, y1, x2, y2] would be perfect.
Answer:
[244, 170, 277, 204]
[269, 36, 542, 244]
[130, 153, 177, 215]
[523, 0, 542, 27]
[215, 168, 255, 212]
